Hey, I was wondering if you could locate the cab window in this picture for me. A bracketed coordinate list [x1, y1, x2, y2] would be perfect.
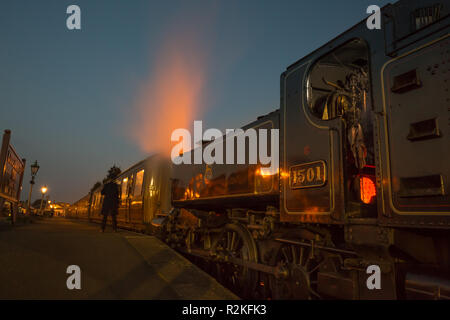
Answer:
[306, 39, 370, 121]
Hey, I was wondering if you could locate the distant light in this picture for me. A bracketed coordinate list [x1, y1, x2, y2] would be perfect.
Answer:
[41, 186, 48, 194]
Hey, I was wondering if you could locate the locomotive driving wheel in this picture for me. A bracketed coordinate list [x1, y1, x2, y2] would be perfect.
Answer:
[272, 242, 323, 300]
[212, 223, 258, 299]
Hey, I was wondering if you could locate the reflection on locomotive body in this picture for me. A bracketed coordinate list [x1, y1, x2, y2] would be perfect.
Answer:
[68, 0, 450, 299]
[172, 112, 279, 213]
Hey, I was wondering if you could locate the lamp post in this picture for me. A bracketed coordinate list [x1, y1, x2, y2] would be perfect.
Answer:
[39, 186, 47, 215]
[27, 161, 40, 215]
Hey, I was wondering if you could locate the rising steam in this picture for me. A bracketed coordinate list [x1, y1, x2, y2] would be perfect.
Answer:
[129, 27, 209, 156]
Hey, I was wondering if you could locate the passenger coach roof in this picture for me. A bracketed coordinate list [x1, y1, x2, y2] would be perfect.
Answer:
[116, 153, 162, 179]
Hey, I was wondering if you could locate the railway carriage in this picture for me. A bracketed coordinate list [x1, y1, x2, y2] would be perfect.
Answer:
[67, 194, 90, 220]
[68, 155, 172, 232]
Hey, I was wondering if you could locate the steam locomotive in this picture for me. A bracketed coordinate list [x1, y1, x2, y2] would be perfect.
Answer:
[68, 0, 450, 299]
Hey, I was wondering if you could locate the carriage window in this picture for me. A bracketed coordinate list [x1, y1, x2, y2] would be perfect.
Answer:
[93, 193, 97, 207]
[306, 39, 370, 121]
[134, 170, 144, 196]
[121, 177, 128, 199]
[95, 192, 101, 208]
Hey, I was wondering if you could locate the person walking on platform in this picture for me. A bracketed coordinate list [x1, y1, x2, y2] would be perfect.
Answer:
[100, 167, 120, 232]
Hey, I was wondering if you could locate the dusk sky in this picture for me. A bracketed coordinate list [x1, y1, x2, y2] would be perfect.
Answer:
[0, 0, 391, 203]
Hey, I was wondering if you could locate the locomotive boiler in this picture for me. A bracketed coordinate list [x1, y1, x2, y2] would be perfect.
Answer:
[171, 109, 280, 213]
[68, 0, 450, 299]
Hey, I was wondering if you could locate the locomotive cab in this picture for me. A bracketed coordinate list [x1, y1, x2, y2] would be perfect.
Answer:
[279, 0, 449, 299]
[281, 37, 377, 223]
[306, 38, 377, 218]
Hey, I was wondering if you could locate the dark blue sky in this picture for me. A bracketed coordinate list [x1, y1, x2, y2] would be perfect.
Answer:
[0, 0, 391, 203]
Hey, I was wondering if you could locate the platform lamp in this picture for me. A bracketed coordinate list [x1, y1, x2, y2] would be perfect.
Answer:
[39, 186, 48, 215]
[27, 161, 40, 215]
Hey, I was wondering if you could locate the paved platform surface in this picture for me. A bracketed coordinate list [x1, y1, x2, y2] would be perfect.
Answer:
[0, 217, 237, 300]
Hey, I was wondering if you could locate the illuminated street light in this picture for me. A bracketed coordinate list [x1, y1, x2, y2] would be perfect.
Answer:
[27, 160, 40, 215]
[39, 185, 48, 215]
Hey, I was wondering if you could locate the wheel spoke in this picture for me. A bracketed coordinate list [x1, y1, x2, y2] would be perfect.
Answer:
[291, 245, 298, 264]
[299, 247, 304, 266]
[308, 259, 326, 274]
[309, 288, 322, 299]
[282, 247, 290, 262]
[230, 231, 236, 252]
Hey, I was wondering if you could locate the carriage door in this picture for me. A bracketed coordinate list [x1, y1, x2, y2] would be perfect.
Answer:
[118, 175, 132, 223]
[381, 36, 450, 215]
[129, 169, 144, 224]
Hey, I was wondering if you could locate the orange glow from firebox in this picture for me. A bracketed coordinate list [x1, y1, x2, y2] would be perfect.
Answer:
[360, 177, 376, 204]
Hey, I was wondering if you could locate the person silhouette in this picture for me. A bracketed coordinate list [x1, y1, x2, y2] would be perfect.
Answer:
[100, 169, 120, 232]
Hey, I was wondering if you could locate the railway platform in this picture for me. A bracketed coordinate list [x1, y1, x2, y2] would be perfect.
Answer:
[0, 217, 238, 300]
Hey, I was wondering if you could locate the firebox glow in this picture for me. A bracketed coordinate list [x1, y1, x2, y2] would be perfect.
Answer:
[360, 176, 376, 204]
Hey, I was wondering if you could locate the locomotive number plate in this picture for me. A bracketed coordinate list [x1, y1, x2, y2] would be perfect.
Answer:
[289, 161, 327, 189]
